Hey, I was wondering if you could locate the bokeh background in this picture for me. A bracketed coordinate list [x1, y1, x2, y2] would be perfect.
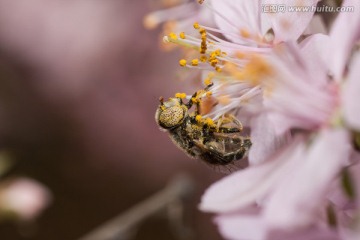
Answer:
[0, 0, 225, 239]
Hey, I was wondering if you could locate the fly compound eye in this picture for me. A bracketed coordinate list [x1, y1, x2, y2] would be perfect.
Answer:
[159, 106, 185, 128]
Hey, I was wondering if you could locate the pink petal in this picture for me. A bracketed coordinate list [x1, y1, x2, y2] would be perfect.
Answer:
[300, 34, 330, 86]
[263, 43, 335, 133]
[268, 227, 341, 240]
[264, 0, 319, 43]
[249, 113, 291, 165]
[329, 0, 360, 80]
[200, 137, 305, 213]
[346, 162, 360, 239]
[264, 128, 351, 229]
[215, 211, 340, 240]
[215, 211, 266, 240]
[210, 0, 270, 44]
[342, 52, 360, 130]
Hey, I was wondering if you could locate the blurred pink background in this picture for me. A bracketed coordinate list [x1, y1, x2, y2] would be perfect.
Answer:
[0, 0, 224, 239]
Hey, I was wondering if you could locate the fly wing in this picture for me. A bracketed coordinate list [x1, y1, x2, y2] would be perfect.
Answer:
[192, 136, 249, 174]
[212, 132, 251, 154]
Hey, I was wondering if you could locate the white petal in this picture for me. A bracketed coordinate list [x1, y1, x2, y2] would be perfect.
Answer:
[264, 128, 351, 229]
[215, 212, 266, 240]
[300, 34, 330, 86]
[249, 113, 291, 165]
[263, 0, 319, 42]
[342, 51, 360, 130]
[210, 0, 270, 44]
[263, 43, 334, 133]
[200, 138, 305, 213]
[329, 0, 360, 80]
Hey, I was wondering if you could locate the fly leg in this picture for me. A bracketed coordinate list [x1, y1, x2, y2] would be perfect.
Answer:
[186, 83, 213, 113]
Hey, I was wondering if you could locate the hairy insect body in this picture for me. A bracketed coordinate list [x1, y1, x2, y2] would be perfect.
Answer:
[156, 94, 252, 166]
[167, 116, 250, 165]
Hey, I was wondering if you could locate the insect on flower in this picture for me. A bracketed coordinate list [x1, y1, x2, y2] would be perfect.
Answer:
[155, 85, 252, 168]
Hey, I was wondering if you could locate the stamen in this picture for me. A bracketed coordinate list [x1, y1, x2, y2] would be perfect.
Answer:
[169, 32, 178, 40]
[179, 59, 187, 67]
[175, 93, 187, 99]
[204, 78, 213, 86]
[193, 22, 200, 29]
[200, 55, 207, 62]
[191, 59, 199, 66]
[179, 32, 186, 39]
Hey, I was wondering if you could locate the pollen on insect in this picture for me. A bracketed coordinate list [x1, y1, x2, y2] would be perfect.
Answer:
[175, 92, 187, 99]
[195, 115, 202, 122]
[205, 118, 215, 127]
[191, 97, 200, 104]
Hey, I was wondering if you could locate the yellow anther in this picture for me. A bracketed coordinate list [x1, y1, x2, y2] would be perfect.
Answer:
[161, 105, 166, 111]
[168, 32, 178, 40]
[175, 93, 187, 99]
[209, 52, 217, 59]
[193, 22, 200, 29]
[200, 55, 207, 62]
[179, 32, 186, 39]
[210, 59, 218, 67]
[198, 0, 205, 4]
[215, 66, 222, 72]
[179, 59, 187, 67]
[206, 91, 212, 96]
[214, 49, 221, 56]
[191, 59, 199, 66]
[200, 39, 207, 54]
[199, 28, 206, 34]
[204, 78, 212, 86]
[195, 115, 202, 122]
